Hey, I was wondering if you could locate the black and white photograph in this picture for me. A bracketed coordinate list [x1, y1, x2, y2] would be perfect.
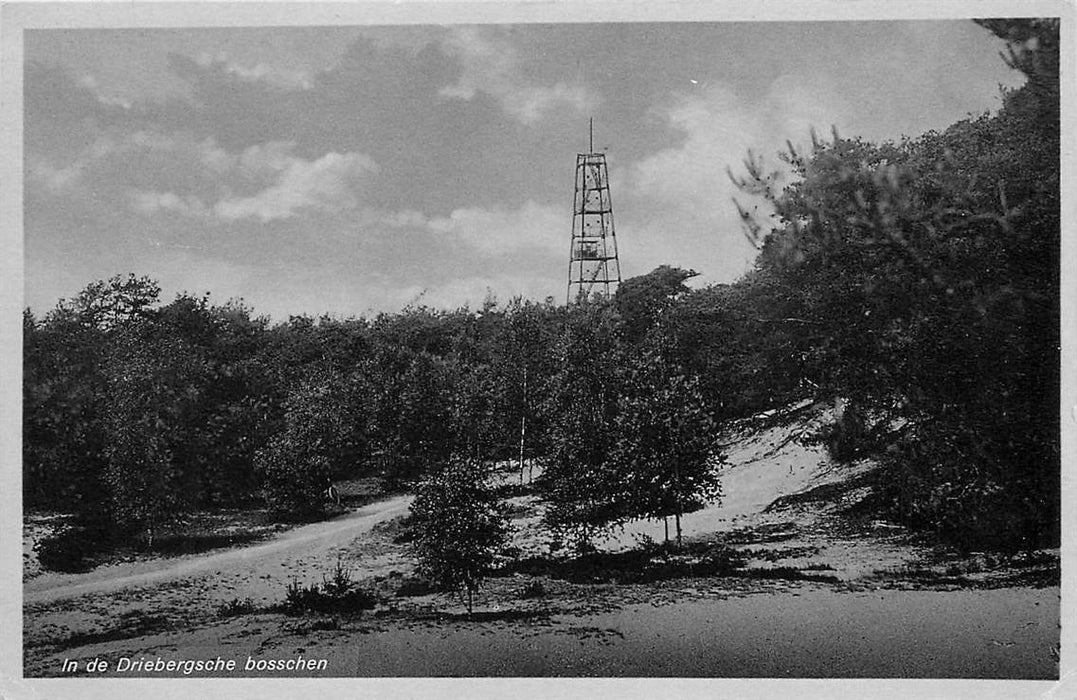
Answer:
[1, 1, 1072, 697]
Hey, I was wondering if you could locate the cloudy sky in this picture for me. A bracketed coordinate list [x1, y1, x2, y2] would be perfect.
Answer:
[23, 19, 1024, 319]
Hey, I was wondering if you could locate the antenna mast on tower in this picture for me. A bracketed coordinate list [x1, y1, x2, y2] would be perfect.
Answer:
[567, 118, 621, 303]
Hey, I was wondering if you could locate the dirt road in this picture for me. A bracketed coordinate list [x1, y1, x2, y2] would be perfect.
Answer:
[24, 495, 412, 606]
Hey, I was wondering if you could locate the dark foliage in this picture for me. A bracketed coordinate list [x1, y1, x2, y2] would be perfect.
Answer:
[217, 597, 258, 618]
[34, 526, 105, 573]
[394, 576, 439, 598]
[281, 560, 378, 615]
[728, 19, 1059, 550]
[409, 459, 511, 613]
[501, 543, 747, 585]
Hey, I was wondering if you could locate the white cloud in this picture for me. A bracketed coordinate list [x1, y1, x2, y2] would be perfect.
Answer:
[237, 141, 297, 177]
[437, 27, 513, 101]
[122, 131, 238, 175]
[215, 150, 378, 222]
[129, 189, 210, 218]
[198, 139, 237, 174]
[382, 209, 430, 229]
[125, 130, 182, 152]
[88, 135, 381, 223]
[617, 75, 853, 282]
[438, 26, 598, 125]
[400, 200, 565, 256]
[28, 159, 87, 194]
[195, 52, 313, 90]
[503, 84, 595, 126]
[77, 73, 132, 109]
[29, 131, 242, 200]
[26, 137, 117, 194]
[626, 78, 847, 206]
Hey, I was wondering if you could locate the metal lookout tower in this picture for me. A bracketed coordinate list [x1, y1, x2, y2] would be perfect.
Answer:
[567, 119, 621, 303]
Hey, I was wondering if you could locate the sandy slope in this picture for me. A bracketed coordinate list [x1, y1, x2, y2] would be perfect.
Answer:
[509, 404, 891, 579]
[605, 405, 867, 547]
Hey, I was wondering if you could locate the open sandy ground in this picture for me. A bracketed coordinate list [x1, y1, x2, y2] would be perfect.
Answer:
[31, 585, 1054, 678]
[22, 405, 1061, 679]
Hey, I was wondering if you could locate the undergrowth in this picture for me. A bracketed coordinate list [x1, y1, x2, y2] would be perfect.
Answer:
[281, 558, 378, 615]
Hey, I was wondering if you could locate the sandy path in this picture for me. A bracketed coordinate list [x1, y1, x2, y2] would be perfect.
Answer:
[24, 495, 412, 606]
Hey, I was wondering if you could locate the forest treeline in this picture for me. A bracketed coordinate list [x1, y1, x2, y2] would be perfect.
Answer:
[23, 19, 1059, 556]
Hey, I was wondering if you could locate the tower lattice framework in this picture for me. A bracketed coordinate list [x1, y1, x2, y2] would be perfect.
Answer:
[567, 122, 621, 303]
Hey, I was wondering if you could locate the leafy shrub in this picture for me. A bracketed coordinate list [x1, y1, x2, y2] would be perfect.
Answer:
[217, 597, 257, 617]
[282, 580, 377, 615]
[518, 579, 546, 599]
[310, 617, 340, 631]
[877, 425, 1050, 552]
[281, 560, 378, 615]
[410, 459, 511, 614]
[322, 557, 353, 596]
[821, 405, 867, 462]
[701, 545, 748, 574]
[35, 527, 99, 573]
[394, 576, 438, 598]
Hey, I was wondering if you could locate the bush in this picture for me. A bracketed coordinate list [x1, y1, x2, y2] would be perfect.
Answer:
[35, 527, 100, 573]
[410, 459, 511, 614]
[518, 579, 546, 599]
[281, 559, 378, 615]
[876, 422, 1054, 552]
[822, 404, 867, 462]
[283, 579, 377, 615]
[394, 576, 438, 598]
[217, 597, 257, 617]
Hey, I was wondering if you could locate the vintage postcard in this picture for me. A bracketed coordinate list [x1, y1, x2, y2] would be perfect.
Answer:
[2, 1, 1073, 698]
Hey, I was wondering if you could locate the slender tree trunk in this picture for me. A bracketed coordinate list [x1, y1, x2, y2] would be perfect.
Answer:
[519, 368, 528, 485]
[673, 463, 684, 548]
[519, 414, 526, 485]
[664, 516, 670, 545]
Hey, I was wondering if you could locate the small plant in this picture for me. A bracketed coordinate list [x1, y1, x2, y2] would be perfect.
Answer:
[702, 545, 747, 575]
[310, 617, 340, 631]
[322, 557, 353, 597]
[36, 527, 98, 573]
[217, 597, 257, 617]
[394, 576, 437, 598]
[284, 579, 323, 612]
[518, 579, 546, 599]
[282, 561, 378, 616]
[633, 532, 660, 553]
